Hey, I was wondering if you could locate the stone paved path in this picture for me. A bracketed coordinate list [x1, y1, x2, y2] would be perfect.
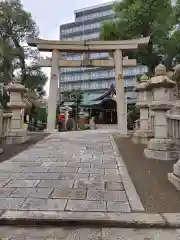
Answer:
[0, 227, 179, 239]
[0, 130, 142, 214]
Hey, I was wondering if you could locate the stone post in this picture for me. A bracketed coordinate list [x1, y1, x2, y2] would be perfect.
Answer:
[47, 49, 59, 132]
[168, 159, 180, 190]
[114, 49, 127, 135]
[64, 106, 69, 127]
[132, 74, 153, 144]
[90, 117, 96, 130]
[6, 79, 28, 144]
[144, 64, 178, 160]
[168, 101, 180, 190]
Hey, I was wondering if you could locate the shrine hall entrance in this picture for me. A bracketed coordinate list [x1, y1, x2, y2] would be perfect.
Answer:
[87, 83, 117, 124]
[102, 99, 117, 124]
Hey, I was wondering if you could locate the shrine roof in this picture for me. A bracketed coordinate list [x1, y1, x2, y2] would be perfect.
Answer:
[92, 83, 116, 101]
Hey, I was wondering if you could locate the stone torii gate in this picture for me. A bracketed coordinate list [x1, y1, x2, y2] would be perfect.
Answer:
[27, 37, 149, 134]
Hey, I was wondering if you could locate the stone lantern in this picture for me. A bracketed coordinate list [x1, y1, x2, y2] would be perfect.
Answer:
[6, 78, 28, 144]
[132, 74, 153, 144]
[144, 64, 178, 160]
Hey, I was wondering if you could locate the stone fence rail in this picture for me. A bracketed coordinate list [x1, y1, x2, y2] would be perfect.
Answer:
[0, 112, 12, 140]
[167, 113, 180, 145]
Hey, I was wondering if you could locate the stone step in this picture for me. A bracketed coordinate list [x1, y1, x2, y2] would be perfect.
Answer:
[0, 211, 178, 228]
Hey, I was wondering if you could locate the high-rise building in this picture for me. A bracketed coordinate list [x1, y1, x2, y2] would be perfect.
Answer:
[59, 1, 147, 104]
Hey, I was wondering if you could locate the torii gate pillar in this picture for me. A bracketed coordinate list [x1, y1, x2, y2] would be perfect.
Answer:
[47, 49, 59, 132]
[114, 49, 127, 135]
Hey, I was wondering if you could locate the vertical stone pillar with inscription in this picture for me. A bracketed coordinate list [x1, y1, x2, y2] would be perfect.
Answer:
[114, 49, 127, 135]
[47, 49, 59, 131]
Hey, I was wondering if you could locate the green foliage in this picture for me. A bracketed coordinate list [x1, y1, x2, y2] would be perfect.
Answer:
[0, 85, 9, 109]
[0, 0, 41, 84]
[36, 107, 47, 122]
[68, 89, 84, 105]
[127, 105, 140, 130]
[23, 68, 47, 93]
[66, 89, 84, 129]
[100, 0, 180, 75]
[0, 39, 19, 83]
[0, 0, 47, 109]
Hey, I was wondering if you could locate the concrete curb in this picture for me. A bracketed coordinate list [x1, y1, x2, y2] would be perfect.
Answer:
[162, 213, 180, 227]
[0, 211, 178, 228]
[109, 135, 145, 212]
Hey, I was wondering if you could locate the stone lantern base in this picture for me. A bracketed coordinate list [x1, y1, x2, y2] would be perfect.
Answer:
[168, 159, 180, 190]
[6, 129, 29, 145]
[144, 138, 179, 161]
[132, 130, 153, 144]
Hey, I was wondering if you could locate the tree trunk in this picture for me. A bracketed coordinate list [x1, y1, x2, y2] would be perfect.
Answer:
[164, 54, 174, 71]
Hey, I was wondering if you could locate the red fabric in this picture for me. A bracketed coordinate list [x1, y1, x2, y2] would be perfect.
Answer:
[58, 114, 65, 120]
[58, 113, 70, 120]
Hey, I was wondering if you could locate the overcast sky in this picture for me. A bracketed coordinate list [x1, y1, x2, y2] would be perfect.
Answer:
[21, 0, 112, 94]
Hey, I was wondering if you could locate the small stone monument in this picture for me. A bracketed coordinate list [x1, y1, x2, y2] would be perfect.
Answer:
[168, 158, 180, 190]
[144, 64, 178, 160]
[6, 78, 28, 144]
[132, 74, 153, 144]
[90, 117, 96, 130]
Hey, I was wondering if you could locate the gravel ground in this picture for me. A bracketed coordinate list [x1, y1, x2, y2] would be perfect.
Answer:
[0, 133, 49, 163]
[114, 136, 180, 213]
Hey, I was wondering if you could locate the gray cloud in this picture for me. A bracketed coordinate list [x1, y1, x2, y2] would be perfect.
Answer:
[21, 0, 111, 39]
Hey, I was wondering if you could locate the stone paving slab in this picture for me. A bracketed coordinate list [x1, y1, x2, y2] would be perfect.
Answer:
[0, 130, 144, 219]
[0, 226, 179, 240]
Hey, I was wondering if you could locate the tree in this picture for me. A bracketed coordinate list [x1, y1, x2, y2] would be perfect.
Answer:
[0, 39, 19, 84]
[127, 105, 140, 130]
[69, 89, 84, 105]
[36, 107, 47, 123]
[21, 68, 47, 94]
[0, 0, 47, 110]
[0, 83, 9, 109]
[24, 86, 47, 122]
[0, 0, 39, 83]
[67, 89, 84, 122]
[100, 0, 180, 76]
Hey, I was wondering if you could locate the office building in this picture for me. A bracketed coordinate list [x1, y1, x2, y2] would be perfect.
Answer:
[59, 1, 147, 104]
